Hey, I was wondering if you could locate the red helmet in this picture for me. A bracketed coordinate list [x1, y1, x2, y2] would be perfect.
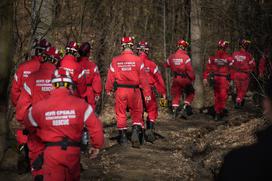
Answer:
[137, 41, 149, 51]
[177, 39, 189, 49]
[78, 42, 91, 56]
[43, 47, 61, 64]
[65, 41, 79, 57]
[218, 40, 229, 49]
[32, 39, 51, 50]
[121, 36, 134, 47]
[239, 39, 251, 49]
[52, 69, 74, 88]
[32, 38, 51, 56]
[66, 41, 79, 51]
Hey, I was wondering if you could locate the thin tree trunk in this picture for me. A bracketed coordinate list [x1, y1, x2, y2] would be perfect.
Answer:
[163, 0, 170, 99]
[190, 0, 204, 108]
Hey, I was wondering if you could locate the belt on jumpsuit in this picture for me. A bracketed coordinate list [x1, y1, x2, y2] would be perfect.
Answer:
[45, 137, 81, 150]
[116, 84, 139, 89]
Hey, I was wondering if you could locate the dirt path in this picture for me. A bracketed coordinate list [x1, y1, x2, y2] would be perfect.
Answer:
[80, 101, 263, 180]
[0, 101, 264, 181]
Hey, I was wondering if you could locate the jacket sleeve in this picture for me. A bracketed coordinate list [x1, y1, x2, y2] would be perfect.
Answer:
[105, 63, 115, 94]
[74, 68, 87, 98]
[153, 66, 166, 96]
[16, 82, 32, 123]
[229, 54, 236, 80]
[203, 58, 212, 80]
[139, 63, 151, 97]
[185, 58, 195, 81]
[24, 106, 39, 129]
[163, 57, 171, 68]
[259, 56, 266, 76]
[11, 68, 23, 106]
[92, 66, 102, 96]
[248, 54, 256, 72]
[84, 105, 104, 149]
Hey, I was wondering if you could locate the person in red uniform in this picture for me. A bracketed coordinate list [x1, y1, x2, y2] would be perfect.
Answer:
[59, 41, 86, 97]
[16, 47, 60, 180]
[11, 39, 51, 172]
[136, 41, 166, 142]
[203, 40, 233, 121]
[78, 42, 102, 109]
[165, 39, 195, 118]
[11, 39, 51, 106]
[259, 49, 270, 79]
[105, 36, 151, 147]
[24, 70, 104, 181]
[231, 39, 256, 108]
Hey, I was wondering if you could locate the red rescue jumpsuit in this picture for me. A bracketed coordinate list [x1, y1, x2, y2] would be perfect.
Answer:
[139, 52, 166, 123]
[203, 50, 233, 114]
[78, 57, 102, 109]
[60, 55, 87, 97]
[16, 62, 56, 177]
[165, 49, 195, 108]
[232, 50, 256, 104]
[11, 56, 42, 147]
[105, 50, 151, 129]
[25, 88, 104, 181]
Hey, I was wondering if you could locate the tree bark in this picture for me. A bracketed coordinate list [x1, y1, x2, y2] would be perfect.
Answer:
[0, 0, 13, 161]
[31, 0, 54, 41]
[190, 0, 204, 108]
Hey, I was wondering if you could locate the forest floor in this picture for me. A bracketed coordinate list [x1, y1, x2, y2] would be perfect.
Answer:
[0, 96, 269, 181]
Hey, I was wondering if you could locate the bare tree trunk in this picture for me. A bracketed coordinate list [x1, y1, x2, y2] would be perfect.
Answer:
[190, 0, 204, 108]
[0, 0, 13, 161]
[163, 0, 170, 99]
[31, 0, 54, 41]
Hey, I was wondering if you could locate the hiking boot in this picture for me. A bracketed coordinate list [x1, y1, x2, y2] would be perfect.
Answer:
[184, 104, 193, 116]
[180, 108, 187, 119]
[145, 121, 155, 143]
[234, 102, 241, 109]
[131, 125, 142, 148]
[17, 144, 30, 174]
[172, 107, 179, 119]
[118, 130, 128, 146]
[214, 113, 222, 122]
[34, 175, 43, 181]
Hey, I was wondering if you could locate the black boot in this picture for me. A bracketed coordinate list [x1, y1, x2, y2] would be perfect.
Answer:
[17, 144, 30, 174]
[131, 125, 142, 148]
[34, 175, 43, 181]
[118, 130, 128, 146]
[214, 113, 222, 122]
[145, 121, 155, 143]
[184, 104, 193, 116]
[234, 102, 241, 109]
[173, 107, 179, 119]
[241, 99, 245, 107]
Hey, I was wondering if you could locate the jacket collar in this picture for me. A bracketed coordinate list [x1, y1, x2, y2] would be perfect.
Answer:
[50, 87, 71, 96]
[216, 50, 227, 57]
[176, 49, 187, 55]
[139, 52, 148, 58]
[79, 56, 89, 62]
[122, 49, 134, 55]
[32, 56, 43, 62]
[40, 62, 56, 71]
